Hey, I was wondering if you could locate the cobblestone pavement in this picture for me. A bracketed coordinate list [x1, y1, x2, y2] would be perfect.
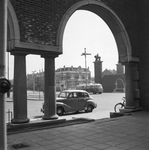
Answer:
[7, 111, 149, 150]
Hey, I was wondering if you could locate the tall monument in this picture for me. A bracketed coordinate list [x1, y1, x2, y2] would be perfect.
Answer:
[94, 54, 103, 84]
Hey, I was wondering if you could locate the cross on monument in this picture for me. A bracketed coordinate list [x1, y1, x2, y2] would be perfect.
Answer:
[81, 48, 91, 86]
[81, 48, 91, 70]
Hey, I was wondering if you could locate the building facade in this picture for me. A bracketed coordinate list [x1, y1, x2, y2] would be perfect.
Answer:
[55, 66, 91, 91]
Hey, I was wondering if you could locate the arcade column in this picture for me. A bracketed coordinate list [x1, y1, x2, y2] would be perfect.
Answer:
[124, 62, 136, 109]
[11, 53, 29, 124]
[42, 55, 58, 120]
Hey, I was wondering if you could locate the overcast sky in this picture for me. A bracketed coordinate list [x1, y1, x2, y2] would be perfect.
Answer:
[7, 10, 118, 79]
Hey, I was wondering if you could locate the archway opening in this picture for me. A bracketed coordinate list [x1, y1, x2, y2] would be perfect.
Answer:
[56, 9, 125, 119]
[56, 10, 118, 76]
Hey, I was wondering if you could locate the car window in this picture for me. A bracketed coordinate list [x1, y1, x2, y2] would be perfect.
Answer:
[58, 92, 69, 98]
[78, 92, 90, 98]
[68, 92, 77, 98]
[84, 92, 89, 98]
[73, 92, 77, 98]
[78, 92, 85, 98]
[68, 92, 73, 98]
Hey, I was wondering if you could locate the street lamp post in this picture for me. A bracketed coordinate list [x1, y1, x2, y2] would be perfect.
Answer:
[7, 52, 10, 97]
[0, 0, 8, 149]
[81, 48, 91, 89]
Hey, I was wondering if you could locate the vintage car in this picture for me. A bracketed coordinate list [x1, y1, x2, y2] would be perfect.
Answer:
[41, 90, 97, 116]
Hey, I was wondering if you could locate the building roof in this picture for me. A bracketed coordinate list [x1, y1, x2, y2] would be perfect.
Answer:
[102, 69, 116, 76]
[55, 66, 90, 72]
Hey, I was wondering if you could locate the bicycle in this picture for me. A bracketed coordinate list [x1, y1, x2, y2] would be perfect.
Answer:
[114, 97, 126, 112]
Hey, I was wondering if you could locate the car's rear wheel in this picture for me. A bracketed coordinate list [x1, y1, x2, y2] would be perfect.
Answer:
[85, 105, 93, 113]
[57, 107, 64, 116]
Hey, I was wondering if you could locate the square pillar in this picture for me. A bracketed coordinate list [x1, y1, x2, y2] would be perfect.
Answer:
[11, 53, 29, 124]
[42, 55, 58, 120]
[124, 62, 136, 109]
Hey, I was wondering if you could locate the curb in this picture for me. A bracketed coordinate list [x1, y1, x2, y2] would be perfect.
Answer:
[7, 117, 95, 135]
[6, 98, 44, 102]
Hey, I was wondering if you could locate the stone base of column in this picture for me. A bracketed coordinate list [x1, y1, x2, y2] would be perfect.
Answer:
[11, 118, 30, 124]
[125, 106, 136, 109]
[43, 114, 59, 120]
[119, 107, 142, 113]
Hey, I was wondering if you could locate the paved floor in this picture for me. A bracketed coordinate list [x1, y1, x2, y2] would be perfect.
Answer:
[7, 111, 149, 150]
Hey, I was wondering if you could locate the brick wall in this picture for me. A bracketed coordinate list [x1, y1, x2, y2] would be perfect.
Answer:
[137, 1, 149, 110]
[10, 0, 81, 45]
[10, 0, 138, 50]
[102, 74, 125, 92]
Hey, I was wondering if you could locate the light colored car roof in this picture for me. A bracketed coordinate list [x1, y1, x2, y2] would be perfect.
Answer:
[61, 90, 88, 93]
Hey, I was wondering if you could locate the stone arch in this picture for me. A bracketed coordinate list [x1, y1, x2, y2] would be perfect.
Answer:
[7, 0, 20, 46]
[114, 78, 125, 92]
[57, 0, 139, 110]
[56, 0, 132, 63]
[6, 0, 140, 123]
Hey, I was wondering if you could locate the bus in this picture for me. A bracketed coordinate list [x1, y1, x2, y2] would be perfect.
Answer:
[76, 83, 103, 94]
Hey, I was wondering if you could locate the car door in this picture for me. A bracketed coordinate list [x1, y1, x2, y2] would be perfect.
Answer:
[65, 92, 79, 111]
[78, 92, 87, 110]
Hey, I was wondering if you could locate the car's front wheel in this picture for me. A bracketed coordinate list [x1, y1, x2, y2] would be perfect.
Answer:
[85, 105, 93, 113]
[57, 107, 64, 116]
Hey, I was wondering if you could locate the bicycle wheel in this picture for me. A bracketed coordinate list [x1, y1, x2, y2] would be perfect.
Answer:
[114, 103, 124, 112]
